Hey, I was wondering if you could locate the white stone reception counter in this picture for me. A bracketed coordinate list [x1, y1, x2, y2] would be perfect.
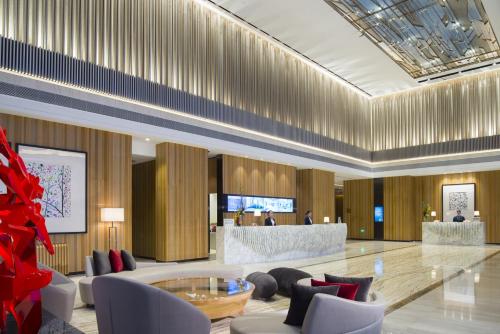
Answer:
[422, 221, 485, 246]
[216, 224, 347, 265]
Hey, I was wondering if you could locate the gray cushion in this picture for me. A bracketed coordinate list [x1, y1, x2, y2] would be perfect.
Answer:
[324, 274, 373, 302]
[246, 272, 278, 300]
[268, 267, 312, 297]
[93, 250, 112, 276]
[284, 284, 339, 327]
[121, 250, 136, 271]
[230, 312, 300, 334]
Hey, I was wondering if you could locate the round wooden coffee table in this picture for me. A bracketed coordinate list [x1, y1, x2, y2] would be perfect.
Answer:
[152, 277, 254, 320]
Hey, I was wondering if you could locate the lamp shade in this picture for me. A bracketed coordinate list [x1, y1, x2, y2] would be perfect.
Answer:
[474, 211, 480, 216]
[323, 216, 330, 223]
[431, 211, 436, 217]
[101, 208, 125, 222]
[254, 210, 262, 217]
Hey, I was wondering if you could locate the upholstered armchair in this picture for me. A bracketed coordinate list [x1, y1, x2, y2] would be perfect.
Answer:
[39, 263, 77, 323]
[92, 276, 211, 334]
[230, 292, 385, 334]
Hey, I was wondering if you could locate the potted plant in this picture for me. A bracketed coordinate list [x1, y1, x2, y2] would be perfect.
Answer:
[234, 196, 245, 226]
[422, 202, 432, 222]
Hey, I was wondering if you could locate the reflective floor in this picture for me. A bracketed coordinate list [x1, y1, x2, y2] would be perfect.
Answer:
[69, 241, 500, 334]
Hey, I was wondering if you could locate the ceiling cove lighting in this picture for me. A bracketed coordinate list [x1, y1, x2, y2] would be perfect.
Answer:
[324, 0, 500, 79]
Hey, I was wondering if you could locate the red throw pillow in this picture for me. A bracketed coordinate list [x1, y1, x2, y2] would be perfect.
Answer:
[109, 249, 124, 273]
[311, 279, 359, 300]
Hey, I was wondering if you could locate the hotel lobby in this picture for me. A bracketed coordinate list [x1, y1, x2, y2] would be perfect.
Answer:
[1, 0, 500, 333]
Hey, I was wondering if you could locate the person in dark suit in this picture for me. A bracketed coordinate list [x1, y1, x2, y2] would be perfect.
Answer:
[264, 210, 276, 226]
[304, 210, 313, 225]
[453, 210, 466, 222]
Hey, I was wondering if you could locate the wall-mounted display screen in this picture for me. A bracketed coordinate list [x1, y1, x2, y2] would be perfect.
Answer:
[226, 195, 295, 213]
[374, 206, 384, 223]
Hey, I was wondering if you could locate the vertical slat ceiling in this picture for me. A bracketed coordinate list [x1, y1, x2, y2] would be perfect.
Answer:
[0, 0, 371, 151]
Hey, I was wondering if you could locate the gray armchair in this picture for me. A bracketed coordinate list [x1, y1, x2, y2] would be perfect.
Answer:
[230, 293, 385, 334]
[92, 276, 211, 334]
[39, 263, 77, 323]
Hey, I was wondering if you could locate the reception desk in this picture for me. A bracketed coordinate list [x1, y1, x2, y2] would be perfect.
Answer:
[216, 224, 347, 265]
[422, 221, 485, 246]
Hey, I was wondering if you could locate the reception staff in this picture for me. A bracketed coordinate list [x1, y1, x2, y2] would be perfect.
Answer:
[453, 210, 466, 222]
[264, 210, 276, 226]
[304, 210, 313, 225]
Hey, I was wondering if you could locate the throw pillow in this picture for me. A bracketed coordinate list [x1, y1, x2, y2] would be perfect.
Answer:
[93, 250, 112, 276]
[324, 274, 373, 302]
[284, 283, 339, 327]
[109, 249, 124, 273]
[121, 250, 137, 271]
[311, 279, 359, 300]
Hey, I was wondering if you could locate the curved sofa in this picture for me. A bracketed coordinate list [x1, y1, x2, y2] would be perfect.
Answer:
[80, 256, 244, 305]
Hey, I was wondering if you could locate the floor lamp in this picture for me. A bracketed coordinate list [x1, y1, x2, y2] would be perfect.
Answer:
[101, 208, 124, 250]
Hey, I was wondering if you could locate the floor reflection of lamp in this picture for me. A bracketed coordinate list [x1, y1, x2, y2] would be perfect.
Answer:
[101, 208, 124, 250]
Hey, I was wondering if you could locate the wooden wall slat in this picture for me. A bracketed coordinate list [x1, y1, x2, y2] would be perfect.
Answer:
[383, 176, 416, 241]
[344, 179, 374, 239]
[222, 155, 296, 225]
[296, 169, 335, 225]
[0, 113, 132, 273]
[132, 160, 156, 258]
[155, 142, 208, 262]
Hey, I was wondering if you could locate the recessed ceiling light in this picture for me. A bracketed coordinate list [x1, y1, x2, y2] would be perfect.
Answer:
[145, 138, 151, 142]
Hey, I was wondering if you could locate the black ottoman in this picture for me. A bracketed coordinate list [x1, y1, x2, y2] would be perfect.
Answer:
[246, 272, 278, 300]
[267, 267, 312, 297]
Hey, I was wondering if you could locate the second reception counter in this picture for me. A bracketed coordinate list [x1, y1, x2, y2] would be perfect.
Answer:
[216, 224, 347, 265]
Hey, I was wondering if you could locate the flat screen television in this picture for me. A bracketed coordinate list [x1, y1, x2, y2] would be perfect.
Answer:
[374, 206, 384, 223]
[225, 195, 295, 213]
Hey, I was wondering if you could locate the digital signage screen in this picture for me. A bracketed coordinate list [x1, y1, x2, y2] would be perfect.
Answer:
[226, 195, 295, 213]
[374, 206, 384, 223]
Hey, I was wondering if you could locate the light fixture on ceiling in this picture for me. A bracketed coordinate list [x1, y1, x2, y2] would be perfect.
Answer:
[145, 137, 151, 142]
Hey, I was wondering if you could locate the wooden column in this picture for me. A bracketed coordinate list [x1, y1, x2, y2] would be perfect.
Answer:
[296, 169, 335, 225]
[155, 142, 208, 262]
[344, 179, 374, 239]
[384, 176, 417, 241]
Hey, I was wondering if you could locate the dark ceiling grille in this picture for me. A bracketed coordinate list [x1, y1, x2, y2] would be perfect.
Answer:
[324, 0, 500, 78]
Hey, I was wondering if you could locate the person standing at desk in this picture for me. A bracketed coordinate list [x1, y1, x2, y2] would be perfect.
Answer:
[304, 210, 313, 225]
[264, 210, 276, 226]
[453, 210, 466, 222]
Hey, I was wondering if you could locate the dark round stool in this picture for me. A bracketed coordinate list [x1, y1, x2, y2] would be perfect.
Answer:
[267, 267, 312, 297]
[246, 272, 278, 300]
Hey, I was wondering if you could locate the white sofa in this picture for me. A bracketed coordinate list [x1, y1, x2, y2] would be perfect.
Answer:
[79, 256, 244, 305]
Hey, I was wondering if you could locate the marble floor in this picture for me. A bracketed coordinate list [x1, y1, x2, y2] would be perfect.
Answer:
[68, 241, 500, 334]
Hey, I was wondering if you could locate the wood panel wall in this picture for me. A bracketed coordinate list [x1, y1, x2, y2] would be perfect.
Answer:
[208, 158, 218, 194]
[383, 176, 416, 241]
[156, 143, 208, 262]
[132, 160, 156, 259]
[344, 179, 374, 239]
[296, 169, 335, 225]
[0, 113, 132, 273]
[414, 172, 500, 243]
[222, 155, 296, 225]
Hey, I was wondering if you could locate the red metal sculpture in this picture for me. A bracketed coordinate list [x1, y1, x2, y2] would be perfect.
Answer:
[0, 128, 54, 333]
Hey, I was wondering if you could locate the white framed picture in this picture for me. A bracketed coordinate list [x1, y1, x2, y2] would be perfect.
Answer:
[17, 144, 87, 234]
[442, 183, 475, 222]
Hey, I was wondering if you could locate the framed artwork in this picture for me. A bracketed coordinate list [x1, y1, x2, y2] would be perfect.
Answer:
[17, 144, 87, 234]
[442, 183, 476, 222]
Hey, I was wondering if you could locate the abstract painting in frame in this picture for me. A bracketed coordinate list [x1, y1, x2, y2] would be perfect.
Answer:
[442, 183, 475, 222]
[17, 144, 87, 234]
